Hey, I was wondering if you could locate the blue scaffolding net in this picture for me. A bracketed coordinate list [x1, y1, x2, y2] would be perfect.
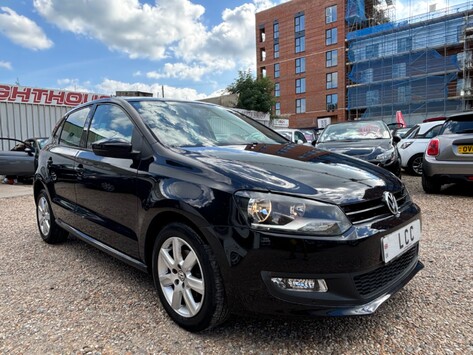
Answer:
[346, 10, 471, 122]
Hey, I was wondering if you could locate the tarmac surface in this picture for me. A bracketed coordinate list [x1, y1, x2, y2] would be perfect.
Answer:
[0, 182, 32, 199]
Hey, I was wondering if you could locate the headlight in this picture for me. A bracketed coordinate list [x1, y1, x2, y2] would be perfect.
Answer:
[400, 142, 413, 150]
[376, 148, 395, 162]
[234, 191, 351, 236]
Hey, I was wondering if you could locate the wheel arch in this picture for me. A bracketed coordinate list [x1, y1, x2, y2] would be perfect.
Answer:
[143, 211, 215, 273]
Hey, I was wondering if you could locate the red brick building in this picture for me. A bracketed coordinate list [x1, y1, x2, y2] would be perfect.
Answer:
[256, 0, 346, 128]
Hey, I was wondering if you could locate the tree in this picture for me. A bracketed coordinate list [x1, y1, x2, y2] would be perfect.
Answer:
[227, 70, 275, 113]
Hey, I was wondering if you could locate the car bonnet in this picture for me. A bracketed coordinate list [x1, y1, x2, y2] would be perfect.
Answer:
[179, 143, 402, 205]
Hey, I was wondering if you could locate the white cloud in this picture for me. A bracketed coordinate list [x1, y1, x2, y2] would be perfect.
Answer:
[95, 78, 208, 100]
[56, 78, 92, 92]
[0, 60, 12, 70]
[33, 0, 206, 60]
[32, 0, 288, 82]
[0, 7, 53, 50]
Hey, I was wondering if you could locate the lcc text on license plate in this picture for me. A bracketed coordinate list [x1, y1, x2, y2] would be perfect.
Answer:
[381, 219, 421, 263]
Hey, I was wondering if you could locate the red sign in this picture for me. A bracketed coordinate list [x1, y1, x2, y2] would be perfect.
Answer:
[0, 84, 109, 106]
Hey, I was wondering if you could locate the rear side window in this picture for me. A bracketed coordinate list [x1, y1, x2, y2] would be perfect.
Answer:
[423, 125, 442, 139]
[60, 107, 91, 147]
[86, 104, 134, 149]
[441, 115, 473, 134]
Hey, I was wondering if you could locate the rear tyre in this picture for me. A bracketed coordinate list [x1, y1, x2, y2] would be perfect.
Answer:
[408, 154, 424, 176]
[36, 190, 68, 243]
[422, 174, 441, 194]
[152, 223, 229, 332]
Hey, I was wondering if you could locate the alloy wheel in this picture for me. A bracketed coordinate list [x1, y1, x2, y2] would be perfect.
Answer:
[37, 195, 51, 236]
[412, 156, 423, 175]
[157, 236, 205, 318]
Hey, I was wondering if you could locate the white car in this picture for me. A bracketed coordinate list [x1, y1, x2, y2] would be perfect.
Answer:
[274, 128, 311, 145]
[398, 120, 445, 175]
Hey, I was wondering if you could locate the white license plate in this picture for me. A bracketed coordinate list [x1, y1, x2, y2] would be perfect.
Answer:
[381, 219, 421, 263]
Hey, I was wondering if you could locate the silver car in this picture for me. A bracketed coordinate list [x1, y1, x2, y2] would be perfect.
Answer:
[422, 112, 473, 193]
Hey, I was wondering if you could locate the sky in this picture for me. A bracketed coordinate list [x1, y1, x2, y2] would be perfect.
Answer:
[0, 0, 469, 100]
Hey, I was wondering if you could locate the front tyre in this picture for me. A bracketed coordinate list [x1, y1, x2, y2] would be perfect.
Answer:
[152, 223, 228, 332]
[36, 190, 68, 243]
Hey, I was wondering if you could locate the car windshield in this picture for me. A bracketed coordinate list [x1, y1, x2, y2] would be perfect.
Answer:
[276, 131, 292, 140]
[318, 121, 391, 143]
[130, 101, 287, 147]
[441, 115, 473, 134]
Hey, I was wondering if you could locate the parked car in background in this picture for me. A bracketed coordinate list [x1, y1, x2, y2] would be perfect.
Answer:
[274, 128, 310, 145]
[398, 120, 445, 175]
[315, 120, 402, 177]
[0, 137, 48, 183]
[392, 126, 412, 139]
[34, 97, 422, 331]
[422, 112, 473, 193]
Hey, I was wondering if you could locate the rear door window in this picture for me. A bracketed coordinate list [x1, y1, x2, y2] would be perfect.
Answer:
[60, 107, 91, 147]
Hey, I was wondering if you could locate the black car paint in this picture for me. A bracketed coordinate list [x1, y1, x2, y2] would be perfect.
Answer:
[34, 97, 422, 318]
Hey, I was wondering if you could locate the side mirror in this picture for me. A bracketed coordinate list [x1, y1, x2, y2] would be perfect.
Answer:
[393, 135, 401, 144]
[92, 138, 139, 159]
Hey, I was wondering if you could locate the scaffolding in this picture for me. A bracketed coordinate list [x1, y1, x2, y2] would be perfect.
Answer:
[346, 1, 473, 124]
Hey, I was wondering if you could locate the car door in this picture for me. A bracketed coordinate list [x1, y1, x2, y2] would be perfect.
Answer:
[44, 106, 91, 224]
[0, 138, 35, 176]
[74, 103, 140, 258]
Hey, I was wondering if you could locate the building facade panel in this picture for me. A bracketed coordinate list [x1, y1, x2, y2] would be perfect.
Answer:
[256, 0, 347, 129]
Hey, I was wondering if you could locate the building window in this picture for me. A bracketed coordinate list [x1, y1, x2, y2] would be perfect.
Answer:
[366, 43, 379, 59]
[296, 78, 306, 94]
[295, 57, 306, 74]
[361, 68, 374, 83]
[275, 102, 281, 115]
[274, 63, 280, 78]
[295, 36, 305, 53]
[326, 50, 337, 67]
[326, 94, 338, 111]
[397, 37, 412, 52]
[259, 27, 266, 42]
[260, 48, 266, 61]
[273, 22, 279, 39]
[295, 13, 305, 33]
[260, 67, 266, 78]
[275, 83, 280, 97]
[325, 28, 338, 45]
[326, 72, 338, 89]
[392, 63, 406, 78]
[366, 90, 379, 105]
[296, 98, 306, 113]
[274, 43, 279, 58]
[398, 86, 411, 103]
[326, 5, 337, 24]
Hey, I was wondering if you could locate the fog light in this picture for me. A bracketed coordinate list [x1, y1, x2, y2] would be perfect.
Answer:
[271, 277, 328, 292]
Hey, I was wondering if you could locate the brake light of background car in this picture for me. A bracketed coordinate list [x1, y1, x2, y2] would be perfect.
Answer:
[426, 138, 440, 156]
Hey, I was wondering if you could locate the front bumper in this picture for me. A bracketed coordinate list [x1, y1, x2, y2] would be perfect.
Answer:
[214, 203, 422, 317]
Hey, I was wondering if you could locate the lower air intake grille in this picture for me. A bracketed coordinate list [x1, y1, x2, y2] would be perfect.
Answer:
[354, 245, 418, 297]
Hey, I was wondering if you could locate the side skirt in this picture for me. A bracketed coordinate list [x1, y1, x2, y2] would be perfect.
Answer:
[56, 218, 149, 273]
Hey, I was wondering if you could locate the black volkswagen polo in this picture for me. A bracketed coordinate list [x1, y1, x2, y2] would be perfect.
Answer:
[34, 98, 423, 331]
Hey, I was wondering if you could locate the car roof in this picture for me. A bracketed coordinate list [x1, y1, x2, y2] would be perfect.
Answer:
[415, 120, 445, 134]
[446, 111, 473, 121]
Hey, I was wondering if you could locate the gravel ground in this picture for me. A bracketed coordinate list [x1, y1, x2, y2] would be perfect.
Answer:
[0, 176, 472, 354]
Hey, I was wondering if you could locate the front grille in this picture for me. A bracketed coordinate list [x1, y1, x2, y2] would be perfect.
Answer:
[341, 188, 409, 224]
[353, 245, 418, 297]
